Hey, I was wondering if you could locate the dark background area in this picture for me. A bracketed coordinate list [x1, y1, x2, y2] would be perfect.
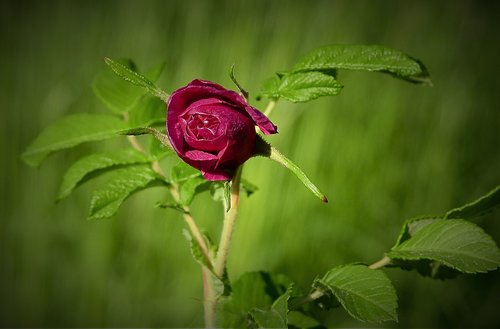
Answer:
[1, 0, 499, 327]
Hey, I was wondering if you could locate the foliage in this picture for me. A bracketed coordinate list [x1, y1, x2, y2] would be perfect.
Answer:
[21, 44, 499, 328]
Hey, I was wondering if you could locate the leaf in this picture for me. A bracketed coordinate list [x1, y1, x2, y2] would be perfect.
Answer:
[179, 175, 209, 206]
[88, 165, 166, 220]
[250, 287, 292, 328]
[445, 185, 500, 220]
[22, 113, 128, 167]
[229, 64, 249, 100]
[182, 229, 215, 271]
[217, 272, 293, 328]
[393, 216, 440, 248]
[293, 44, 431, 84]
[388, 219, 500, 273]
[92, 59, 146, 113]
[148, 137, 173, 160]
[287, 311, 320, 329]
[313, 264, 398, 323]
[128, 94, 166, 128]
[170, 162, 201, 183]
[255, 136, 328, 203]
[57, 149, 151, 200]
[104, 57, 169, 101]
[210, 181, 231, 212]
[261, 71, 343, 103]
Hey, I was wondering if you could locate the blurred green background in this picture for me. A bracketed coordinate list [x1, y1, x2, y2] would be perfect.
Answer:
[1, 0, 499, 327]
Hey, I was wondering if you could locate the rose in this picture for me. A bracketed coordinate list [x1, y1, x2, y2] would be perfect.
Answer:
[166, 79, 277, 181]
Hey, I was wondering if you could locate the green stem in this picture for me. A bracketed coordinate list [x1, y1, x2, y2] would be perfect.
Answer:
[214, 167, 243, 277]
[291, 256, 392, 310]
[368, 255, 391, 269]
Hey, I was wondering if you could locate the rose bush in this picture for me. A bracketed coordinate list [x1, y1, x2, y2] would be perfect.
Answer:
[166, 79, 277, 180]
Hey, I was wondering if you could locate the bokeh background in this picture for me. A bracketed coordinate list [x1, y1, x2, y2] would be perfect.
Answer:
[1, 0, 499, 327]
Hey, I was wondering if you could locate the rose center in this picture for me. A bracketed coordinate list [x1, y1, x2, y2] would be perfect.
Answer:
[186, 114, 220, 140]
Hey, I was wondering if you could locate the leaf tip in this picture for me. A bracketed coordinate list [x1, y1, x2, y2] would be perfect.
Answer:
[321, 195, 329, 203]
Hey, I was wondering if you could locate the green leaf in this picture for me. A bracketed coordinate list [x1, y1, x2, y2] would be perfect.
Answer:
[22, 113, 128, 167]
[388, 219, 500, 273]
[57, 149, 151, 200]
[262, 71, 343, 103]
[182, 229, 215, 271]
[255, 136, 328, 203]
[293, 44, 431, 84]
[250, 287, 291, 328]
[393, 216, 440, 248]
[210, 181, 231, 212]
[128, 94, 166, 128]
[445, 185, 500, 220]
[148, 137, 173, 160]
[88, 165, 166, 220]
[170, 162, 209, 206]
[314, 264, 398, 323]
[104, 57, 169, 101]
[217, 272, 293, 328]
[170, 162, 201, 183]
[229, 64, 249, 100]
[93, 59, 145, 113]
[287, 311, 320, 329]
[179, 175, 209, 206]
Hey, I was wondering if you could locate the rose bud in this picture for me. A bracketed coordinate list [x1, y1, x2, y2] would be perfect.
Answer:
[166, 79, 277, 181]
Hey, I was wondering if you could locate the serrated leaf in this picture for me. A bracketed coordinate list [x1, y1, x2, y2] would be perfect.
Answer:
[182, 229, 215, 271]
[22, 113, 128, 167]
[250, 287, 291, 328]
[88, 165, 166, 220]
[287, 311, 320, 329]
[314, 264, 398, 323]
[179, 175, 210, 206]
[388, 219, 500, 273]
[262, 71, 343, 103]
[104, 57, 169, 101]
[57, 149, 151, 200]
[128, 94, 166, 128]
[170, 161, 201, 183]
[293, 44, 431, 84]
[92, 59, 146, 113]
[393, 216, 440, 247]
[217, 272, 293, 328]
[210, 181, 231, 211]
[445, 185, 500, 220]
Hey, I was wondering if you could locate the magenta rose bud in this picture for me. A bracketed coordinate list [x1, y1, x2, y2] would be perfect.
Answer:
[166, 79, 278, 181]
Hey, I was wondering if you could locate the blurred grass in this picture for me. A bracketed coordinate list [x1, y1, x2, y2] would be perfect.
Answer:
[1, 0, 499, 327]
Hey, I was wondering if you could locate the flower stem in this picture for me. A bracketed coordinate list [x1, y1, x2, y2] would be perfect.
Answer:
[214, 166, 243, 277]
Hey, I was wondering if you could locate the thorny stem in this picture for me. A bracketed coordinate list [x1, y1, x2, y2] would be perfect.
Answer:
[214, 166, 243, 277]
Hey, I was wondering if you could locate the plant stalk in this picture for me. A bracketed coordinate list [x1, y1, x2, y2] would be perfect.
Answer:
[214, 166, 243, 277]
